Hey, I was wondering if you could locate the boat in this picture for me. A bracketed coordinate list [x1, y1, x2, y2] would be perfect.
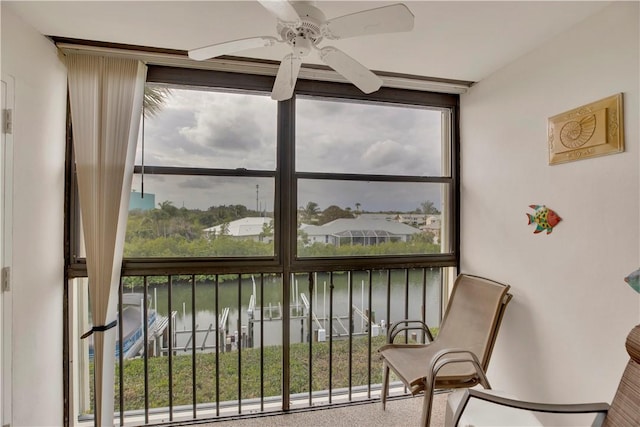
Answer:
[88, 293, 162, 359]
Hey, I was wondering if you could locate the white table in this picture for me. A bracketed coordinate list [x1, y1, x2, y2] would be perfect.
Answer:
[445, 389, 543, 427]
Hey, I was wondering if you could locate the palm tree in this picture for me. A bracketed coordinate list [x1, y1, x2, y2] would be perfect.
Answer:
[420, 201, 440, 215]
[144, 85, 171, 118]
[302, 202, 321, 223]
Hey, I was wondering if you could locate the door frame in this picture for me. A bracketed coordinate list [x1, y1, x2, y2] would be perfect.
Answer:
[1, 73, 15, 427]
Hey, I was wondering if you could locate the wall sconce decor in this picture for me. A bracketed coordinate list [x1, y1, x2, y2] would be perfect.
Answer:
[548, 93, 624, 165]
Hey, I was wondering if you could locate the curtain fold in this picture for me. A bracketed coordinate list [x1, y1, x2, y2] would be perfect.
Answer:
[67, 54, 146, 426]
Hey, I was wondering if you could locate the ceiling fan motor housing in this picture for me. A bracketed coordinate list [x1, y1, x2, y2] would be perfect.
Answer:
[278, 1, 326, 57]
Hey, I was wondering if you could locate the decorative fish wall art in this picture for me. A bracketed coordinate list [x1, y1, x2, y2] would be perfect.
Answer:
[527, 205, 562, 234]
[625, 268, 640, 293]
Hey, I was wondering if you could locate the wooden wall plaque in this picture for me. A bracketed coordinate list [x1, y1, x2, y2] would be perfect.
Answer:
[548, 93, 624, 165]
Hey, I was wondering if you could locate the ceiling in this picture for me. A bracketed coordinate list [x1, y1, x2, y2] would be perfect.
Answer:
[6, 1, 610, 83]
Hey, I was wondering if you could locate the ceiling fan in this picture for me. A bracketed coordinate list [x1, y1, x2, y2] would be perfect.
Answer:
[188, 1, 415, 101]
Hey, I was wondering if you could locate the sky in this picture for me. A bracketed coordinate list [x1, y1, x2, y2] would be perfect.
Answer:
[133, 85, 449, 213]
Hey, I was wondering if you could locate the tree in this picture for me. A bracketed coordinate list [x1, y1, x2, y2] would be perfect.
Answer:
[158, 200, 179, 216]
[219, 222, 230, 236]
[259, 220, 274, 242]
[411, 231, 436, 244]
[319, 205, 354, 224]
[420, 201, 440, 215]
[205, 204, 251, 226]
[144, 85, 171, 118]
[301, 201, 321, 224]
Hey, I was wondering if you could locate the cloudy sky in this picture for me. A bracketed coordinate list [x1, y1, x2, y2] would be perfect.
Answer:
[133, 86, 449, 213]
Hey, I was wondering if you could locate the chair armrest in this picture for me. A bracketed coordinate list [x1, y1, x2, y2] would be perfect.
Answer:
[387, 319, 434, 343]
[452, 389, 610, 427]
[428, 349, 491, 389]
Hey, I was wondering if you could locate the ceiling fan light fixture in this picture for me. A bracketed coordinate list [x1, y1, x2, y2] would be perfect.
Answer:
[292, 35, 312, 57]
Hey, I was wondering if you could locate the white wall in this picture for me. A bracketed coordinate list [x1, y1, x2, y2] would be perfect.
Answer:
[460, 2, 639, 404]
[1, 6, 67, 426]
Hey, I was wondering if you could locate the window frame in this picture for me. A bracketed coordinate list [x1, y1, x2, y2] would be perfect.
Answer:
[66, 65, 460, 277]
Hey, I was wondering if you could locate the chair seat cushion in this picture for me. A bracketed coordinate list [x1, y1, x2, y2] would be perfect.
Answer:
[379, 342, 480, 392]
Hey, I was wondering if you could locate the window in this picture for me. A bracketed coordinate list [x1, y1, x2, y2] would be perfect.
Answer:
[295, 95, 451, 257]
[296, 98, 443, 176]
[70, 69, 458, 265]
[127, 86, 277, 258]
[68, 67, 458, 267]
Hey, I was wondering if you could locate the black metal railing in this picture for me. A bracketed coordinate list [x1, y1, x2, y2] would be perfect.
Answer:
[79, 267, 445, 425]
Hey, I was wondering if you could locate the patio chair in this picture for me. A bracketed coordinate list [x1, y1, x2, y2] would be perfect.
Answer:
[450, 323, 640, 427]
[378, 274, 513, 426]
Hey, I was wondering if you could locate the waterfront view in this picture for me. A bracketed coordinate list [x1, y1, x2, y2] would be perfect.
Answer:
[122, 269, 442, 353]
[73, 83, 455, 423]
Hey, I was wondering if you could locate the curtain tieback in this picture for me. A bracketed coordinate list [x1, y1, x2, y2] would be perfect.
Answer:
[81, 319, 118, 339]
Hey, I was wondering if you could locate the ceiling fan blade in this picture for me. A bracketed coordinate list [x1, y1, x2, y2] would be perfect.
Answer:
[257, 0, 300, 23]
[319, 47, 382, 94]
[188, 36, 278, 61]
[323, 3, 414, 40]
[271, 54, 302, 101]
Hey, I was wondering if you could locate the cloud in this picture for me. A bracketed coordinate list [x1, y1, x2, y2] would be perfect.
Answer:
[136, 106, 220, 167]
[132, 173, 275, 211]
[133, 86, 448, 211]
[296, 98, 444, 176]
[298, 180, 442, 213]
[179, 111, 261, 151]
[179, 177, 212, 189]
[142, 88, 277, 169]
[363, 139, 405, 168]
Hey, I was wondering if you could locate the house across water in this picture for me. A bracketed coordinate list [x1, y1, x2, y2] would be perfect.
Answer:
[301, 218, 421, 247]
[203, 217, 273, 243]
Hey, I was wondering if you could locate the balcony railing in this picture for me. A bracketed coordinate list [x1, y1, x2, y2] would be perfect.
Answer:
[72, 267, 448, 425]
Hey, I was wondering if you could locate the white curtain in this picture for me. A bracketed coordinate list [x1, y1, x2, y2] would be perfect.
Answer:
[66, 54, 146, 426]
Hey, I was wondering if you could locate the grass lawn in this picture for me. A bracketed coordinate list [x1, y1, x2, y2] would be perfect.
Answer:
[114, 335, 389, 411]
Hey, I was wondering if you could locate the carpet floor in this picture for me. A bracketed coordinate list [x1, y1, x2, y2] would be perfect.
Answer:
[195, 392, 449, 427]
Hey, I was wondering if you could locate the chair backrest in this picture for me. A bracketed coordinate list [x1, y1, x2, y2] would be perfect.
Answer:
[603, 324, 640, 427]
[436, 274, 512, 371]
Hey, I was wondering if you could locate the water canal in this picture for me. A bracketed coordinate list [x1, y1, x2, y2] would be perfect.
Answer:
[128, 269, 443, 351]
